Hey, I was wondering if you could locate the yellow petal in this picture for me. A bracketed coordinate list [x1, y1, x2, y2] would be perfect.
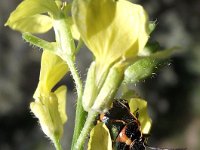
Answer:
[88, 123, 112, 150]
[5, 0, 59, 33]
[30, 101, 54, 139]
[129, 98, 152, 134]
[34, 50, 68, 97]
[54, 86, 67, 124]
[30, 92, 65, 141]
[48, 93, 63, 139]
[72, 0, 149, 65]
[5, 14, 53, 33]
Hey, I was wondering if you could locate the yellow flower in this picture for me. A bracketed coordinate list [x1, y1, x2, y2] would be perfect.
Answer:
[31, 50, 68, 142]
[72, 0, 149, 67]
[73, 0, 150, 111]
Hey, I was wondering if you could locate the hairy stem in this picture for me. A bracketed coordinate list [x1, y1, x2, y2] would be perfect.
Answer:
[74, 110, 98, 150]
[53, 17, 87, 150]
[65, 55, 87, 150]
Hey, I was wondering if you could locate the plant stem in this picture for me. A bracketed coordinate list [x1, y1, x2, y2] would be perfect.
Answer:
[74, 110, 98, 150]
[71, 96, 87, 150]
[65, 55, 87, 150]
[53, 17, 87, 150]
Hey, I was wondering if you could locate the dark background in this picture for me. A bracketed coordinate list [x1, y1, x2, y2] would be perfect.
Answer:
[0, 0, 200, 149]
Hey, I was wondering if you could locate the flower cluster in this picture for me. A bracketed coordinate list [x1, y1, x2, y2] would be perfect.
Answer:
[5, 0, 173, 149]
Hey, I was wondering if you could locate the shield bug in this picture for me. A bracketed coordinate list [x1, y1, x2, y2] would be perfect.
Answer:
[99, 99, 186, 150]
[99, 99, 145, 150]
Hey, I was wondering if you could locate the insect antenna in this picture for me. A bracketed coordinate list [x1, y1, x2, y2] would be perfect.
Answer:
[146, 145, 187, 150]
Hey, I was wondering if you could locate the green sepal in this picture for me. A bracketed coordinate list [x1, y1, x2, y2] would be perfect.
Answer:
[148, 21, 157, 35]
[5, 0, 59, 33]
[92, 62, 125, 112]
[88, 123, 112, 150]
[82, 62, 97, 111]
[128, 98, 152, 134]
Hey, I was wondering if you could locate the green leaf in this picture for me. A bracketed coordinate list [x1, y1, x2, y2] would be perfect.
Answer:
[128, 98, 152, 134]
[5, 0, 59, 33]
[88, 123, 112, 150]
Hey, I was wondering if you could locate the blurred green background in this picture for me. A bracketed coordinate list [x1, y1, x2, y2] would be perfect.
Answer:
[0, 0, 200, 149]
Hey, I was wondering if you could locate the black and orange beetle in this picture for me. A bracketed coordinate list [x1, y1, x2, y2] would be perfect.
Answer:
[99, 99, 186, 150]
